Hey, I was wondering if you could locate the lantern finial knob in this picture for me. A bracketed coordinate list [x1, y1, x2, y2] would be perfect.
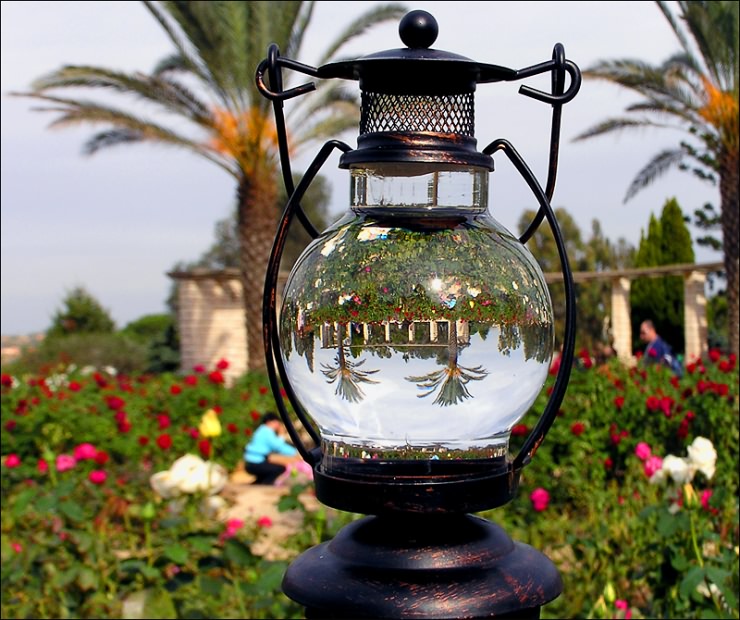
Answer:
[399, 10, 438, 49]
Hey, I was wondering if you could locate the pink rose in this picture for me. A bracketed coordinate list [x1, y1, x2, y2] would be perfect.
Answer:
[220, 518, 245, 542]
[634, 442, 652, 461]
[56, 454, 77, 472]
[4, 453, 21, 468]
[701, 489, 713, 511]
[37, 458, 49, 474]
[615, 599, 632, 619]
[73, 443, 97, 461]
[257, 516, 273, 528]
[530, 487, 550, 512]
[643, 456, 663, 478]
[88, 470, 107, 485]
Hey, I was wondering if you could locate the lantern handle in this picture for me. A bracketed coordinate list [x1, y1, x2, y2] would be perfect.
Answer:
[512, 44, 581, 244]
[256, 44, 322, 239]
[483, 138, 576, 470]
[263, 140, 354, 466]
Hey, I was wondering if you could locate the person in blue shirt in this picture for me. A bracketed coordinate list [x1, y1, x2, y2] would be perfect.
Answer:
[244, 412, 301, 485]
[639, 319, 683, 377]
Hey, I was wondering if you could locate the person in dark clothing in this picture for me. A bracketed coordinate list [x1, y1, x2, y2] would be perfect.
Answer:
[639, 319, 683, 376]
[243, 412, 301, 485]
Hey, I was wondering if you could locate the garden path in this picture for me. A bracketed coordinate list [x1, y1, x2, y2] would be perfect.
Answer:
[221, 468, 320, 561]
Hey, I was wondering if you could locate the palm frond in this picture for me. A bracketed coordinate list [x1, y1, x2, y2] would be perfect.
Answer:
[21, 92, 237, 177]
[625, 148, 686, 202]
[151, 53, 189, 76]
[143, 1, 211, 85]
[573, 118, 660, 141]
[285, 1, 315, 61]
[316, 4, 408, 66]
[28, 65, 213, 126]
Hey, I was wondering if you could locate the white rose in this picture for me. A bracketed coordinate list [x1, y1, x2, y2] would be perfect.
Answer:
[201, 495, 227, 519]
[167, 454, 207, 493]
[686, 436, 717, 480]
[648, 468, 667, 485]
[150, 470, 181, 499]
[661, 455, 693, 484]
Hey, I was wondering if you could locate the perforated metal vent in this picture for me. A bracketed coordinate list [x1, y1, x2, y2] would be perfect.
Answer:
[360, 91, 475, 136]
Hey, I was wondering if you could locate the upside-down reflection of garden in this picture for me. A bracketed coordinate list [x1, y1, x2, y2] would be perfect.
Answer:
[1, 349, 738, 619]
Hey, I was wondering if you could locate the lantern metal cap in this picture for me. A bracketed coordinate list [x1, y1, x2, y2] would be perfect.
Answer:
[317, 10, 516, 94]
[319, 10, 507, 169]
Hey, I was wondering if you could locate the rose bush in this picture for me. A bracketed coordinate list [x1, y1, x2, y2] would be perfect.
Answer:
[504, 349, 738, 619]
[2, 349, 738, 618]
[1, 361, 311, 618]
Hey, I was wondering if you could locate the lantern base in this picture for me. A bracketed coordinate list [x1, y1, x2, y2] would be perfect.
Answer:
[283, 513, 562, 619]
[314, 456, 521, 514]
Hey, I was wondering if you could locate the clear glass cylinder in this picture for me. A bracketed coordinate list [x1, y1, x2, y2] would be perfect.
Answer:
[279, 163, 553, 471]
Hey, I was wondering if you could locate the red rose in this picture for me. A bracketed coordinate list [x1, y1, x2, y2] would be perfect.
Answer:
[208, 371, 225, 385]
[216, 358, 229, 370]
[106, 396, 126, 411]
[198, 439, 211, 458]
[156, 434, 173, 450]
[570, 422, 586, 436]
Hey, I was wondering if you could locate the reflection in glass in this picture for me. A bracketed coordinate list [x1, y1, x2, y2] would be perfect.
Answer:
[406, 321, 488, 406]
[321, 340, 379, 403]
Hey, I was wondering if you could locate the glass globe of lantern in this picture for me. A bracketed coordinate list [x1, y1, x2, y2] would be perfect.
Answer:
[279, 160, 554, 470]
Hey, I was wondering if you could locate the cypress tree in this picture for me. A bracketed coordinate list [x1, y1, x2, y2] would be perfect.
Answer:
[631, 198, 695, 354]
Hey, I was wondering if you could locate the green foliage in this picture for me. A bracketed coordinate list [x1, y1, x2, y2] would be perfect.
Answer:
[631, 198, 696, 354]
[518, 208, 635, 352]
[707, 291, 729, 351]
[3, 333, 148, 376]
[46, 286, 116, 339]
[121, 314, 180, 374]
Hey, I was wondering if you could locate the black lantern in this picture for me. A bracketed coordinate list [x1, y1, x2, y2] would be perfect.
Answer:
[257, 10, 580, 618]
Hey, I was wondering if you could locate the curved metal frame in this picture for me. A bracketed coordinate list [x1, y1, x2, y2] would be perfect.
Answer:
[257, 41, 580, 508]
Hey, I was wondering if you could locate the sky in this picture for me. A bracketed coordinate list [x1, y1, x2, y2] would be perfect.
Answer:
[0, 1, 723, 337]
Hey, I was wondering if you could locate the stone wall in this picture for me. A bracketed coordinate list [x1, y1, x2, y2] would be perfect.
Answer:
[169, 269, 247, 384]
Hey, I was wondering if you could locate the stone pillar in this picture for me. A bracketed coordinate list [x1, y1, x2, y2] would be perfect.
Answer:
[611, 277, 632, 362]
[684, 271, 708, 363]
[176, 275, 247, 384]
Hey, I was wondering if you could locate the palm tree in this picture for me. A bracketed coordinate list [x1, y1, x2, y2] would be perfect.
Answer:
[406, 321, 489, 406]
[17, 1, 406, 371]
[574, 1, 739, 357]
[320, 339, 379, 403]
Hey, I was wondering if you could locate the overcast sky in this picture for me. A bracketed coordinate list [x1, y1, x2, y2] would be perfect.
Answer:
[1, 1, 722, 336]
